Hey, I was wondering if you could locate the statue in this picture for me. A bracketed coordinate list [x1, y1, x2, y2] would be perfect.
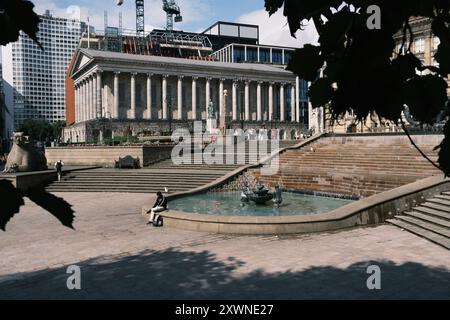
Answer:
[3, 132, 48, 173]
[208, 99, 216, 119]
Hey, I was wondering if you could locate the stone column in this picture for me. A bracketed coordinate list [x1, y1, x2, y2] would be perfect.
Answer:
[177, 76, 183, 120]
[244, 81, 250, 121]
[257, 81, 262, 121]
[269, 82, 274, 121]
[191, 77, 197, 120]
[81, 81, 85, 122]
[162, 75, 168, 120]
[90, 76, 94, 120]
[130, 72, 136, 120]
[280, 83, 285, 122]
[205, 77, 211, 118]
[291, 84, 296, 123]
[96, 70, 102, 118]
[219, 78, 224, 120]
[114, 71, 120, 119]
[75, 84, 79, 123]
[232, 80, 237, 121]
[308, 81, 314, 131]
[92, 74, 97, 119]
[86, 77, 90, 121]
[146, 73, 152, 120]
[78, 84, 82, 123]
[85, 79, 89, 121]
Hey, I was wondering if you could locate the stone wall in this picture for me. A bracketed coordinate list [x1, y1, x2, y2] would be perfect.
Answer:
[1, 170, 56, 192]
[46, 145, 173, 167]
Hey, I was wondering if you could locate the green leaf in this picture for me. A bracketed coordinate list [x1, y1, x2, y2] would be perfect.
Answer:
[264, 0, 284, 16]
[0, 0, 42, 49]
[308, 78, 334, 108]
[392, 53, 422, 81]
[319, 9, 355, 56]
[435, 42, 450, 76]
[287, 44, 324, 81]
[404, 75, 449, 124]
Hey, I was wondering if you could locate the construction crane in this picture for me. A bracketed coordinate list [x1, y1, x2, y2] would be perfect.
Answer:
[117, 0, 182, 34]
[162, 0, 183, 32]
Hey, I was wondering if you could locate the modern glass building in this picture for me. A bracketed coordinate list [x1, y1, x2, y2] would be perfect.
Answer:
[1, 10, 85, 128]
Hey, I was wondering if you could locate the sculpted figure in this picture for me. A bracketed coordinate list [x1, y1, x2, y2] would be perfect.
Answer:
[3, 132, 48, 173]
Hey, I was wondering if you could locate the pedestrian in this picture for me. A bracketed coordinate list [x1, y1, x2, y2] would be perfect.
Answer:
[54, 160, 64, 182]
[147, 191, 168, 226]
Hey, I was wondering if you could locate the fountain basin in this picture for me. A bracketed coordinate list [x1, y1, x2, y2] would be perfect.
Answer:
[169, 191, 353, 217]
[141, 176, 450, 235]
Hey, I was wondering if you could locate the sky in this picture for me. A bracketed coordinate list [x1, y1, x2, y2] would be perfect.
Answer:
[31, 0, 319, 47]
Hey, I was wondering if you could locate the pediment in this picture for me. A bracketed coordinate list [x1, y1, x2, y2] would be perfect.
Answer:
[70, 50, 94, 78]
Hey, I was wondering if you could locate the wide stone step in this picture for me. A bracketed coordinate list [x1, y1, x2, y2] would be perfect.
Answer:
[414, 206, 450, 221]
[386, 219, 450, 250]
[435, 194, 450, 201]
[427, 198, 450, 207]
[413, 202, 450, 213]
[404, 211, 450, 228]
[45, 186, 193, 192]
[68, 171, 225, 176]
[63, 174, 222, 181]
[46, 188, 187, 193]
[53, 182, 208, 188]
[395, 215, 450, 238]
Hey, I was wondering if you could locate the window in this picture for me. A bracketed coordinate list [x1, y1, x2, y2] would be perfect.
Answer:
[233, 47, 245, 63]
[259, 49, 270, 63]
[247, 48, 258, 62]
[415, 38, 425, 53]
[272, 50, 283, 64]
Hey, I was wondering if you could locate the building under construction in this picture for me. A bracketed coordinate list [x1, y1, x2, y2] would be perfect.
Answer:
[64, 12, 309, 143]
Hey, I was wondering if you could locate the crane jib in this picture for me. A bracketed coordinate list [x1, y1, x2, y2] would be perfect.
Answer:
[116, 0, 183, 32]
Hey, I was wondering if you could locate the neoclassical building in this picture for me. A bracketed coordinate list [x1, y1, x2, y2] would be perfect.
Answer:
[65, 48, 305, 142]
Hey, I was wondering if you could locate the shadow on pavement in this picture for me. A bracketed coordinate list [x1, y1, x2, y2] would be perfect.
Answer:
[0, 248, 449, 299]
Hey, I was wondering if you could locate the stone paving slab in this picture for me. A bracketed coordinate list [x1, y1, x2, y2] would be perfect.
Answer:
[0, 192, 449, 299]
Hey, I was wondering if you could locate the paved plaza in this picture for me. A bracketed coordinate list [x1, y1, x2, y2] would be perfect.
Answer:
[0, 192, 449, 299]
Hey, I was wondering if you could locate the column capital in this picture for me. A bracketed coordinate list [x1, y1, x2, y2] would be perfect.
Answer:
[114, 71, 121, 76]
[131, 72, 137, 77]
[206, 77, 212, 81]
[257, 81, 264, 85]
[147, 73, 154, 78]
[163, 74, 170, 79]
[192, 76, 199, 81]
[220, 78, 226, 82]
[178, 75, 184, 80]
[96, 69, 103, 74]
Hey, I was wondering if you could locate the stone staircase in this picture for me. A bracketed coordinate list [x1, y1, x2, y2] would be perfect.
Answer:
[252, 135, 442, 197]
[44, 140, 299, 194]
[387, 192, 450, 250]
[45, 166, 239, 193]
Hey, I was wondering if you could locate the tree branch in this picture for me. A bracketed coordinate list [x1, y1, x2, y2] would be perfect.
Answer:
[400, 117, 444, 173]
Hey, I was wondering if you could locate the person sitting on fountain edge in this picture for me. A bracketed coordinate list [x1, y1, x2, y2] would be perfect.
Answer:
[147, 191, 168, 226]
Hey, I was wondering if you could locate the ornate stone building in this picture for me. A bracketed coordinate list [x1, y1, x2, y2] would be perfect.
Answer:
[64, 48, 304, 143]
